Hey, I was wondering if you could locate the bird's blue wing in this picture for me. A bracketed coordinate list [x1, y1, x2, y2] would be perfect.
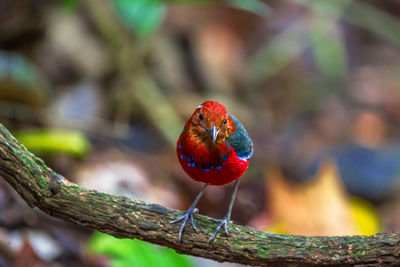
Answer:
[226, 115, 254, 160]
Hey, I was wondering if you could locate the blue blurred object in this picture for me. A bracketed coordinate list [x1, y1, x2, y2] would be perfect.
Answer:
[335, 143, 400, 201]
[308, 143, 400, 202]
[49, 81, 103, 129]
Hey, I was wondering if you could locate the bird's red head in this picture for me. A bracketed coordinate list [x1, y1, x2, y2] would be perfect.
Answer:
[184, 101, 235, 146]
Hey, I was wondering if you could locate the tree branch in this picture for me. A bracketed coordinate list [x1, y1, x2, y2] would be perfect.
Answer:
[0, 123, 399, 266]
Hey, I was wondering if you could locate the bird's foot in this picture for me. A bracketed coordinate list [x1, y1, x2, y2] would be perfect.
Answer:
[208, 217, 232, 243]
[170, 208, 199, 241]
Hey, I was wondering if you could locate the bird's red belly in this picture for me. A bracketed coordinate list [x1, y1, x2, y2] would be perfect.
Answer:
[177, 147, 249, 186]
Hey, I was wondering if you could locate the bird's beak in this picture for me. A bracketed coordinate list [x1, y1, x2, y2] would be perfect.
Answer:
[210, 125, 219, 143]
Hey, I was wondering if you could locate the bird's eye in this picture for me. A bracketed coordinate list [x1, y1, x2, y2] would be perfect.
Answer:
[199, 113, 204, 121]
[223, 119, 227, 125]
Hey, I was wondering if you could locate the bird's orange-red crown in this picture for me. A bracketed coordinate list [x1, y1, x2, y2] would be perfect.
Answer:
[183, 101, 235, 146]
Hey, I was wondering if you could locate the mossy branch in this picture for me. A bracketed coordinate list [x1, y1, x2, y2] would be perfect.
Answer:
[0, 123, 399, 266]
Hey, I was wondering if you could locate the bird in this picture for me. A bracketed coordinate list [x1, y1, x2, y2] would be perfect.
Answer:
[171, 101, 253, 242]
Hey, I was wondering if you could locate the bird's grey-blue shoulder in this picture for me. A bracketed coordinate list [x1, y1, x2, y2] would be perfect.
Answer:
[227, 114, 253, 160]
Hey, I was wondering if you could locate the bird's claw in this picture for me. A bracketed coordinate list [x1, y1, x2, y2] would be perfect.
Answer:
[170, 208, 199, 241]
[208, 217, 232, 243]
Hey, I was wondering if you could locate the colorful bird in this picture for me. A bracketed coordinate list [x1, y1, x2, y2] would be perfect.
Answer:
[172, 101, 253, 242]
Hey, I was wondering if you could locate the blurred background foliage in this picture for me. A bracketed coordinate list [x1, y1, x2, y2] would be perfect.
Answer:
[1, 0, 400, 266]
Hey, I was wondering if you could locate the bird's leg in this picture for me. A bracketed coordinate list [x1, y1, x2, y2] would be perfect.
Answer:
[208, 180, 240, 243]
[171, 183, 208, 241]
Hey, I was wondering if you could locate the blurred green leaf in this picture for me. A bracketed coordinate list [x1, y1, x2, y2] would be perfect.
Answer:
[294, 0, 400, 46]
[344, 0, 400, 46]
[14, 129, 90, 157]
[0, 51, 39, 88]
[87, 231, 193, 267]
[62, 0, 78, 11]
[309, 15, 348, 80]
[114, 0, 166, 38]
[292, 0, 349, 16]
[227, 0, 270, 17]
[0, 51, 48, 106]
[249, 0, 352, 86]
[156, 0, 214, 3]
[131, 74, 183, 146]
[248, 20, 309, 83]
[289, 0, 349, 81]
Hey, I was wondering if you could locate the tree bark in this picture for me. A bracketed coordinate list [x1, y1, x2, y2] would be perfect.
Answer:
[0, 123, 399, 266]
